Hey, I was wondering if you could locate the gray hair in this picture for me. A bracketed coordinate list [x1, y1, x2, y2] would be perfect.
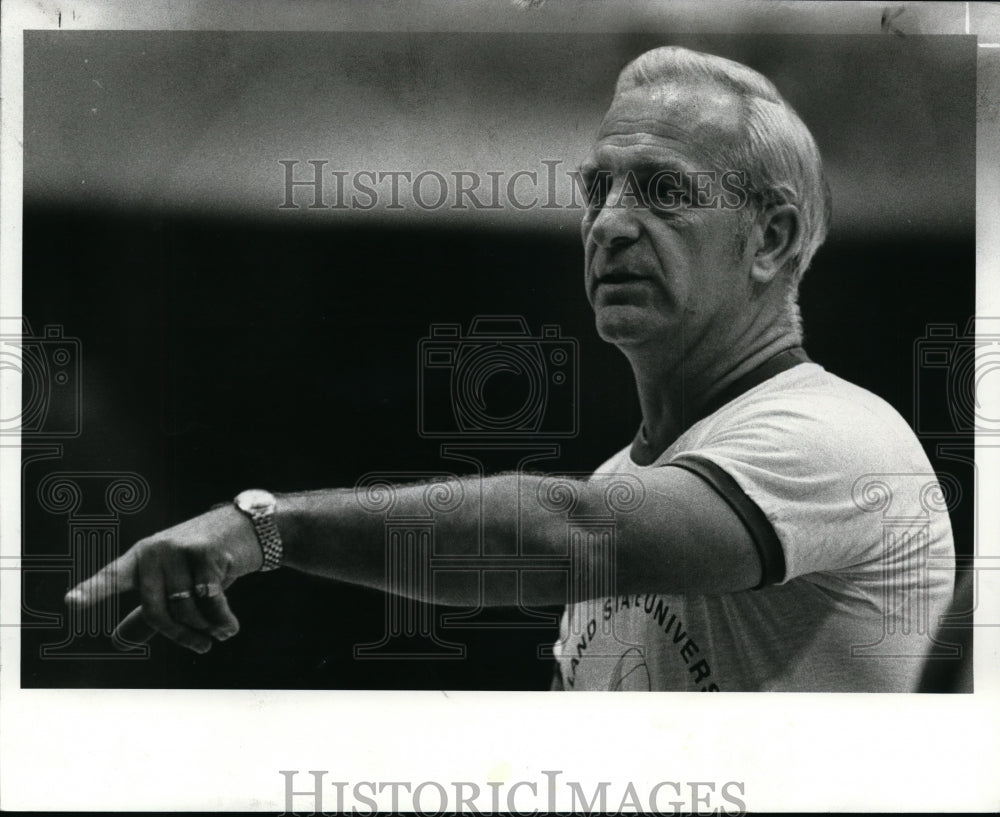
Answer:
[615, 46, 832, 333]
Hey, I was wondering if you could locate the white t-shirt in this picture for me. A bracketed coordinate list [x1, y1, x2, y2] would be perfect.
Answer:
[554, 363, 955, 691]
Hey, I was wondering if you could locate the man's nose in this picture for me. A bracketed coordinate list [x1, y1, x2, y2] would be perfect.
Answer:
[588, 197, 641, 249]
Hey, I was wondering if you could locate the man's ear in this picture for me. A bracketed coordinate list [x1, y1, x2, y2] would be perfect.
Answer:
[750, 204, 801, 285]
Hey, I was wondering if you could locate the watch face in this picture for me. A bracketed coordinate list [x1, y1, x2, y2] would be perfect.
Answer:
[236, 488, 276, 513]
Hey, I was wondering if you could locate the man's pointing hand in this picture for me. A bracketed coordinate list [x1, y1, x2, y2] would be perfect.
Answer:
[63, 505, 264, 653]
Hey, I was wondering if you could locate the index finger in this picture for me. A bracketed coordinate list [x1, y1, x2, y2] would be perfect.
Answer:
[64, 548, 138, 608]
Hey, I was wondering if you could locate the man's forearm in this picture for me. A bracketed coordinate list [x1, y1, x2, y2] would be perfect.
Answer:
[276, 473, 576, 606]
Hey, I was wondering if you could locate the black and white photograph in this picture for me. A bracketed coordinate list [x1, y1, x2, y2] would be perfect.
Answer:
[2, 0, 998, 812]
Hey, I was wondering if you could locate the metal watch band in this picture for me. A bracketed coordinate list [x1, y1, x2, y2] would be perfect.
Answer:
[233, 489, 283, 572]
[250, 508, 283, 572]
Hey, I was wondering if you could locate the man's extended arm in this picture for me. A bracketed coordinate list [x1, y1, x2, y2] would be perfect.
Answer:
[65, 469, 763, 653]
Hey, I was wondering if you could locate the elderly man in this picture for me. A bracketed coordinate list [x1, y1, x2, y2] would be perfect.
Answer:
[66, 46, 954, 692]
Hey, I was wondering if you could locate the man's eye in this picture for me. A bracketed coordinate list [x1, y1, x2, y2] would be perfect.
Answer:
[588, 174, 611, 208]
[648, 175, 690, 212]
[580, 171, 612, 211]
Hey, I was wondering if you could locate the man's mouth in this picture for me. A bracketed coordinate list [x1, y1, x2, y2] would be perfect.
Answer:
[597, 269, 647, 285]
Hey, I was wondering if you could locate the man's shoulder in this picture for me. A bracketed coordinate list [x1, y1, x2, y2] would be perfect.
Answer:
[673, 362, 930, 472]
[731, 361, 882, 407]
[720, 362, 913, 435]
[592, 444, 639, 476]
[595, 363, 928, 474]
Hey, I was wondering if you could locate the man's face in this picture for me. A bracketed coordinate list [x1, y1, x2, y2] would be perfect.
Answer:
[581, 80, 753, 355]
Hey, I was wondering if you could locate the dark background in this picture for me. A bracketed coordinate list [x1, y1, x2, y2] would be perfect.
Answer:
[18, 32, 976, 689]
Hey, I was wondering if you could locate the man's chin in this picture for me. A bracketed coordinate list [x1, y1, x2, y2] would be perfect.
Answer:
[594, 308, 669, 348]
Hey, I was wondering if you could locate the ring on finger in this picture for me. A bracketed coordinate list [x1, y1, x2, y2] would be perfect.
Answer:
[167, 590, 194, 602]
[194, 582, 223, 599]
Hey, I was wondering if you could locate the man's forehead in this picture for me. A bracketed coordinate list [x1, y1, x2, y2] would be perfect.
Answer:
[592, 80, 742, 163]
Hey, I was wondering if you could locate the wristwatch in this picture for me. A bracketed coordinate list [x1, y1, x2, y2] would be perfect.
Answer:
[234, 489, 283, 572]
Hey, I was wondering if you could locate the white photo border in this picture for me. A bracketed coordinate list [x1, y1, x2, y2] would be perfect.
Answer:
[2, 0, 998, 812]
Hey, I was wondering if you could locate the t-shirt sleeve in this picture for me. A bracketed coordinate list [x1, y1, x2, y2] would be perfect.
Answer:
[667, 386, 929, 586]
[668, 455, 787, 588]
